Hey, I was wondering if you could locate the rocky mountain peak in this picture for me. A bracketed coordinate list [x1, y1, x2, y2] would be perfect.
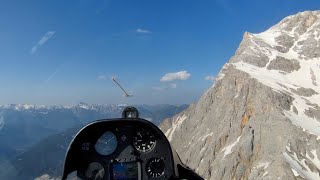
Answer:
[161, 10, 320, 180]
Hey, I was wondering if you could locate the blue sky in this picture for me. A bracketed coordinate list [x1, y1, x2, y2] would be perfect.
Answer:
[0, 0, 319, 105]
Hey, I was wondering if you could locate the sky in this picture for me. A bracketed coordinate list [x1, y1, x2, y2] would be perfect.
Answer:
[0, 0, 319, 105]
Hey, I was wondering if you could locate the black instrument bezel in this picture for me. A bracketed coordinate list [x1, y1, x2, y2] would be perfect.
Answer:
[62, 118, 179, 180]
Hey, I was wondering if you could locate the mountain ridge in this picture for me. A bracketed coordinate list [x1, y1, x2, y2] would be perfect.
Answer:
[161, 10, 320, 180]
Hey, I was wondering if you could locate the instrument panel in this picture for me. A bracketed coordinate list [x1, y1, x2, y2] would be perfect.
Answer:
[62, 119, 176, 180]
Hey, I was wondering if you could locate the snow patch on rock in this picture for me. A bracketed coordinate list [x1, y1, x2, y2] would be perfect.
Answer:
[283, 110, 320, 136]
[233, 59, 320, 136]
[199, 132, 214, 141]
[221, 136, 241, 158]
[306, 149, 320, 170]
[254, 30, 282, 47]
[256, 162, 270, 169]
[284, 145, 320, 180]
[283, 151, 320, 180]
[165, 114, 188, 141]
[291, 168, 300, 177]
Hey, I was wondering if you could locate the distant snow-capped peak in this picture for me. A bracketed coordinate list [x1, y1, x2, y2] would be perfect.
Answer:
[0, 104, 47, 110]
[0, 103, 130, 112]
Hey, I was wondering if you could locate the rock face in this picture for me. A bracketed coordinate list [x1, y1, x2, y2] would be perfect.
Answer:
[161, 11, 320, 180]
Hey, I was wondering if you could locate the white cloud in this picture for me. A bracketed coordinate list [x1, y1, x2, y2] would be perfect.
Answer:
[152, 83, 177, 91]
[152, 86, 167, 91]
[98, 75, 107, 80]
[160, 71, 191, 82]
[136, 28, 151, 34]
[205, 75, 215, 81]
[30, 31, 56, 55]
[169, 83, 177, 88]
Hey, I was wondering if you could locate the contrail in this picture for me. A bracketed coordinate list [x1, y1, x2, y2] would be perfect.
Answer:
[45, 68, 60, 83]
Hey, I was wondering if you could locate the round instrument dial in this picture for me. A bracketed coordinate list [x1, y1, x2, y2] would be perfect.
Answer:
[146, 158, 165, 178]
[95, 131, 117, 156]
[133, 129, 156, 152]
[85, 162, 105, 180]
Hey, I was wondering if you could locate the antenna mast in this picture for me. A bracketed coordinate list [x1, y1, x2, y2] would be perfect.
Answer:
[112, 77, 132, 97]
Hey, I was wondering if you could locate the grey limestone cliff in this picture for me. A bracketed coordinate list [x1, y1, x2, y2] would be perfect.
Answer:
[161, 11, 320, 180]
